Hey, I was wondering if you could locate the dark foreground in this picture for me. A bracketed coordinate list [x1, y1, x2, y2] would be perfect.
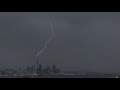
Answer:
[0, 73, 119, 78]
[37, 75, 117, 78]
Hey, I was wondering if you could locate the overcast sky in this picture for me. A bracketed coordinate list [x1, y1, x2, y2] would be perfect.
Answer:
[0, 12, 120, 72]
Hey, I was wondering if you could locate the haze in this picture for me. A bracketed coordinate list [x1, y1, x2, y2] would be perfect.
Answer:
[0, 12, 120, 73]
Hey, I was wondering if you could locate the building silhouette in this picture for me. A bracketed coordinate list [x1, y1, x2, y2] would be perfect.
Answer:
[37, 64, 42, 74]
[52, 64, 57, 73]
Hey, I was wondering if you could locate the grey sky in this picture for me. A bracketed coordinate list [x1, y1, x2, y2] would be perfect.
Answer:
[0, 12, 120, 72]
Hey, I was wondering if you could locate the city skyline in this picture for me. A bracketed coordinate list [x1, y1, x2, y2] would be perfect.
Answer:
[1, 12, 120, 73]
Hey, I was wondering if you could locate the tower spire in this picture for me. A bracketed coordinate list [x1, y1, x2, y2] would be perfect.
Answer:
[36, 60, 39, 74]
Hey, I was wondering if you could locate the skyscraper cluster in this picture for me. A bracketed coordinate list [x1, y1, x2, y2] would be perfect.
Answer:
[36, 61, 61, 75]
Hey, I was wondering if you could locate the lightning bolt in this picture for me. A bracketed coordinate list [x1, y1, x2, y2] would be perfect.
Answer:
[37, 22, 54, 56]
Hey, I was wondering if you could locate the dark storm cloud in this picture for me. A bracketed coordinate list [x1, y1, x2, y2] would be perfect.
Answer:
[0, 12, 120, 72]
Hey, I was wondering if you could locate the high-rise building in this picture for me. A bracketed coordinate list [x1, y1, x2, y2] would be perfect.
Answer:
[38, 64, 42, 73]
[43, 66, 51, 74]
[36, 60, 39, 75]
[31, 65, 35, 73]
[52, 64, 57, 73]
[36, 59, 43, 75]
[37, 60, 39, 70]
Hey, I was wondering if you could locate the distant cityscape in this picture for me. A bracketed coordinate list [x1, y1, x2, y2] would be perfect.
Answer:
[0, 60, 119, 78]
[0, 61, 63, 78]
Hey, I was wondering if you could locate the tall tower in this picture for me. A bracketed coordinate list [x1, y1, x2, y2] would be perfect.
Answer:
[38, 64, 42, 72]
[52, 64, 57, 73]
[37, 60, 39, 69]
[36, 60, 39, 74]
